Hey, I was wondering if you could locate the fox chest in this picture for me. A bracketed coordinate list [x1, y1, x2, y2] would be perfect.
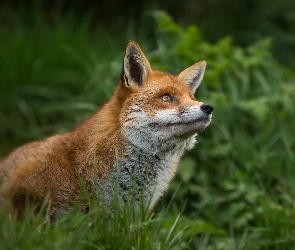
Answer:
[114, 145, 186, 208]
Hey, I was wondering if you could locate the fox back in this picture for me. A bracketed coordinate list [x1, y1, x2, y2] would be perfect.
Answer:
[0, 41, 213, 218]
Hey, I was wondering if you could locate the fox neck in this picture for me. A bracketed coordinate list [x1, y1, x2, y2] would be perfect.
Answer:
[103, 134, 197, 210]
[73, 83, 129, 180]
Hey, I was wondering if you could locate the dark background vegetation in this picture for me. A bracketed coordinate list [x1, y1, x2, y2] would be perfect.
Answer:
[2, 0, 295, 68]
[1, 0, 295, 249]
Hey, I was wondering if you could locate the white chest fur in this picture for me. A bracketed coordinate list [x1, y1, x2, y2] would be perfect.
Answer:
[148, 135, 196, 209]
[148, 144, 184, 209]
[110, 135, 197, 210]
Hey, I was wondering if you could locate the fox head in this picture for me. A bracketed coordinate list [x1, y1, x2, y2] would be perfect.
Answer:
[119, 41, 213, 152]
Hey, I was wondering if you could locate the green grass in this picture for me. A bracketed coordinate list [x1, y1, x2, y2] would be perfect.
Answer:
[1, 10, 295, 249]
[0, 190, 188, 250]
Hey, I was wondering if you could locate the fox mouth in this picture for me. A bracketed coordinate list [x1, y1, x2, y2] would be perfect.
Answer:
[150, 117, 210, 128]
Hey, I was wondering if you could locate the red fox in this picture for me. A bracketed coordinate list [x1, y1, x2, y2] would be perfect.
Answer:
[0, 41, 213, 218]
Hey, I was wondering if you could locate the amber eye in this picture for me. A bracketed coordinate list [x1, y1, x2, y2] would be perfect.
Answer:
[160, 93, 175, 102]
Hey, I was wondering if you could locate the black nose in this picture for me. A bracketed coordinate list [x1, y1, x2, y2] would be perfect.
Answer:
[200, 104, 214, 115]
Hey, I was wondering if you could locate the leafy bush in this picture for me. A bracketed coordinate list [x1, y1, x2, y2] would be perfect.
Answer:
[151, 11, 295, 248]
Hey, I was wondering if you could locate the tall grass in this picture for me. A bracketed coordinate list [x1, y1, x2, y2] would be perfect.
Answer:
[0, 12, 126, 155]
[0, 186, 189, 250]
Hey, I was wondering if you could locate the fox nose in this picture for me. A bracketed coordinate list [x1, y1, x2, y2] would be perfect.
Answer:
[200, 104, 214, 115]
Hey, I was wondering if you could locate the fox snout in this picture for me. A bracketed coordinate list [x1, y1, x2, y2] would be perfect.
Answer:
[200, 104, 214, 115]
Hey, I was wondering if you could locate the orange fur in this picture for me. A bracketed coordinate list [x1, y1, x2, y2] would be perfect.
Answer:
[0, 41, 213, 218]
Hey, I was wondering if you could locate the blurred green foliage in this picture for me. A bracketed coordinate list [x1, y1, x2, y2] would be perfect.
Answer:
[0, 14, 125, 154]
[152, 11, 295, 248]
[1, 0, 295, 69]
[0, 8, 295, 250]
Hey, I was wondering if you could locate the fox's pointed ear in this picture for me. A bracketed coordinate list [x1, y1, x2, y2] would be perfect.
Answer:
[122, 41, 152, 89]
[178, 61, 207, 93]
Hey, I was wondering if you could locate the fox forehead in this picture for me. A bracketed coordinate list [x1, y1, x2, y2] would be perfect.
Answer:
[121, 74, 202, 119]
[132, 72, 196, 100]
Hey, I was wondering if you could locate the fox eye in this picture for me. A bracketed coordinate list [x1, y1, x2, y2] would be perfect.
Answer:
[160, 93, 175, 103]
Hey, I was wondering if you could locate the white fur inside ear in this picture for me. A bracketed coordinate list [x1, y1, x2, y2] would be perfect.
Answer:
[178, 61, 207, 93]
[184, 66, 205, 92]
[123, 43, 151, 88]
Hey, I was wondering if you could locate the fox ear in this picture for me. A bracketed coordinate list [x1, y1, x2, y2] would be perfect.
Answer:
[122, 41, 152, 89]
[178, 61, 207, 93]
